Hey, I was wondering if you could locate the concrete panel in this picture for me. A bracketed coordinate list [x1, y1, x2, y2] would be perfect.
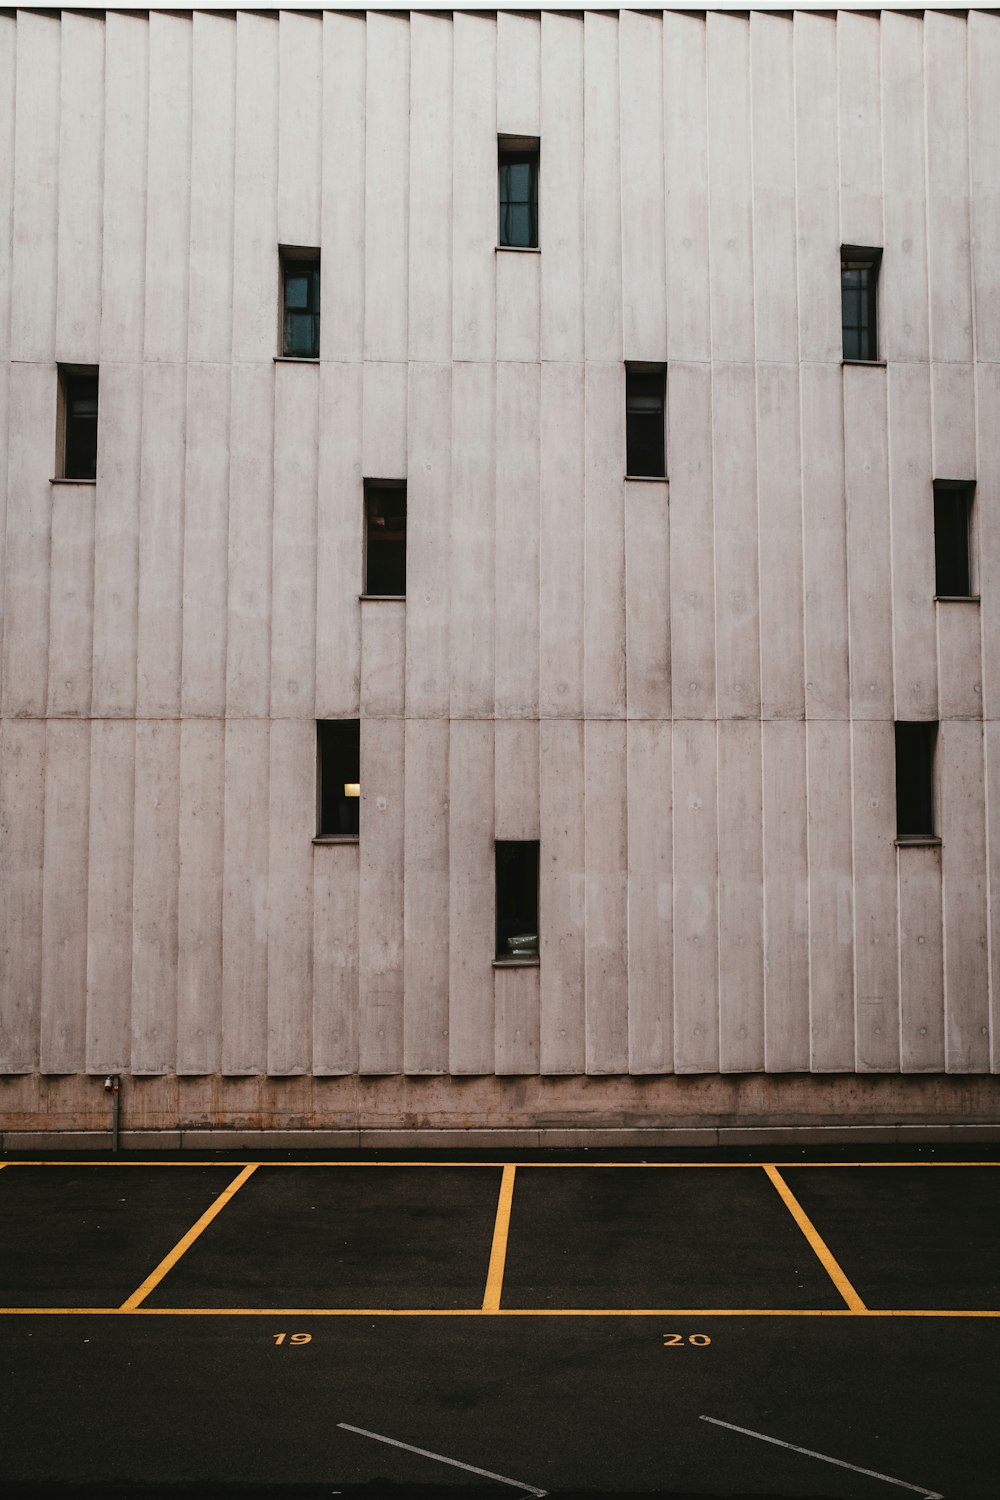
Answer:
[313, 839, 359, 1078]
[757, 363, 804, 720]
[131, 719, 180, 1075]
[750, 14, 797, 363]
[0, 16, 16, 358]
[188, 12, 236, 364]
[707, 13, 754, 362]
[136, 361, 186, 717]
[837, 11, 883, 249]
[408, 14, 452, 364]
[495, 966, 540, 1077]
[940, 721, 989, 1073]
[143, 12, 191, 363]
[55, 12, 104, 363]
[364, 11, 409, 363]
[452, 13, 496, 363]
[626, 720, 672, 1074]
[2, 363, 52, 716]
[322, 12, 365, 363]
[361, 360, 407, 482]
[539, 362, 584, 719]
[358, 716, 405, 1074]
[85, 719, 135, 1074]
[10, 11, 59, 362]
[924, 12, 973, 366]
[450, 362, 495, 717]
[448, 719, 495, 1074]
[497, 11, 539, 136]
[403, 718, 450, 1074]
[582, 11, 621, 363]
[969, 12, 1000, 364]
[898, 844, 945, 1073]
[220, 718, 269, 1074]
[932, 362, 976, 485]
[40, 720, 91, 1074]
[793, 13, 840, 364]
[625, 480, 670, 720]
[852, 720, 900, 1072]
[1, 721, 46, 1071]
[267, 718, 314, 1076]
[46, 480, 95, 717]
[844, 367, 893, 720]
[718, 720, 764, 1073]
[99, 12, 149, 363]
[495, 248, 540, 364]
[713, 362, 760, 720]
[270, 361, 318, 717]
[316, 361, 362, 719]
[888, 363, 937, 721]
[539, 719, 585, 1074]
[880, 12, 929, 364]
[801, 362, 849, 719]
[540, 12, 583, 363]
[619, 9, 665, 363]
[360, 600, 406, 719]
[806, 719, 855, 1072]
[584, 362, 626, 718]
[495, 361, 539, 718]
[495, 720, 540, 843]
[182, 365, 230, 717]
[762, 721, 809, 1072]
[663, 12, 709, 363]
[226, 362, 273, 718]
[672, 719, 720, 1074]
[987, 722, 1000, 1073]
[277, 10, 321, 250]
[584, 719, 628, 1075]
[938, 605, 983, 722]
[668, 363, 715, 721]
[231, 11, 278, 365]
[405, 362, 451, 719]
[91, 361, 141, 717]
[978, 363, 1000, 722]
[176, 719, 225, 1076]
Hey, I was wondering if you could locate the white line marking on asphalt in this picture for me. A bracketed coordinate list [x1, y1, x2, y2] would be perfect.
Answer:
[701, 1416, 943, 1498]
[338, 1422, 547, 1496]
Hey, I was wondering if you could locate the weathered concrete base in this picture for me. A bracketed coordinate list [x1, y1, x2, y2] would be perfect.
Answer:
[1, 1072, 998, 1150]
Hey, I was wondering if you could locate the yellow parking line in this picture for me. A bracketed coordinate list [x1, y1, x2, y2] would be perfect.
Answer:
[3, 1159, 999, 1169]
[483, 1164, 516, 1312]
[764, 1164, 867, 1312]
[119, 1163, 258, 1311]
[2, 1305, 999, 1317]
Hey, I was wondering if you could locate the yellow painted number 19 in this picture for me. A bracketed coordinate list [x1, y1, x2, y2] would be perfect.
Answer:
[273, 1333, 312, 1345]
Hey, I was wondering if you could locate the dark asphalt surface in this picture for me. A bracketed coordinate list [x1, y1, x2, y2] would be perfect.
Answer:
[1, 1150, 998, 1498]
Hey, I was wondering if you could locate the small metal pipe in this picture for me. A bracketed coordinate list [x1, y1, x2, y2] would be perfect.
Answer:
[104, 1075, 121, 1154]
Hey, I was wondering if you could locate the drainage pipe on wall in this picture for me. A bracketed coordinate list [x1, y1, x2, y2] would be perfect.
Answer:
[104, 1075, 121, 1154]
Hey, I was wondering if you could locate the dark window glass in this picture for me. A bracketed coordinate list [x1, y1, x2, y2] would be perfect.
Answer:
[895, 722, 936, 839]
[498, 144, 539, 249]
[626, 367, 666, 477]
[62, 371, 99, 480]
[364, 481, 407, 596]
[841, 248, 881, 361]
[317, 720, 360, 838]
[282, 252, 320, 358]
[934, 480, 974, 597]
[495, 841, 539, 960]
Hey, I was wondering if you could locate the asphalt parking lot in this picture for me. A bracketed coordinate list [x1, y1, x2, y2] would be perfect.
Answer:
[1, 1151, 998, 1498]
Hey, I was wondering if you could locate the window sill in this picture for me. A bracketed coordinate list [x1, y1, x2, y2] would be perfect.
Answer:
[50, 477, 96, 486]
[492, 957, 540, 968]
[841, 359, 886, 368]
[274, 355, 319, 364]
[895, 836, 942, 848]
[312, 835, 360, 846]
[359, 594, 406, 602]
[625, 474, 669, 484]
[495, 244, 541, 254]
[935, 595, 980, 604]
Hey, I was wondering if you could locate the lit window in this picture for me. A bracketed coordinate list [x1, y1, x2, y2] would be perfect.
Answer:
[498, 138, 539, 249]
[495, 841, 539, 961]
[895, 722, 937, 841]
[364, 481, 407, 597]
[841, 246, 881, 362]
[625, 365, 666, 479]
[934, 480, 975, 599]
[281, 247, 320, 359]
[317, 720, 360, 838]
[58, 367, 99, 480]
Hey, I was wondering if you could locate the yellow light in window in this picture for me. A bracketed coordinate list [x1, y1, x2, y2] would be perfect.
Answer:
[344, 783, 360, 798]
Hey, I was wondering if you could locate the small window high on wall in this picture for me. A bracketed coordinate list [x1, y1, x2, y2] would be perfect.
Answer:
[625, 365, 666, 478]
[281, 247, 321, 359]
[58, 367, 99, 480]
[364, 480, 407, 597]
[495, 841, 539, 962]
[498, 137, 539, 249]
[895, 722, 937, 842]
[317, 720, 360, 839]
[841, 246, 881, 362]
[934, 480, 975, 598]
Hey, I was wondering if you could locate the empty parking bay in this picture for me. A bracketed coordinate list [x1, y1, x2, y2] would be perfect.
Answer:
[0, 1166, 236, 1308]
[500, 1167, 846, 1309]
[144, 1166, 503, 1309]
[783, 1165, 1000, 1310]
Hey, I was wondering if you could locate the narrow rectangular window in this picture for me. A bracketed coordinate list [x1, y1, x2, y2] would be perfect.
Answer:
[841, 246, 881, 362]
[934, 480, 974, 598]
[895, 722, 937, 840]
[317, 720, 360, 838]
[625, 365, 666, 478]
[498, 137, 539, 249]
[495, 841, 539, 961]
[364, 480, 407, 597]
[281, 247, 321, 359]
[59, 367, 99, 480]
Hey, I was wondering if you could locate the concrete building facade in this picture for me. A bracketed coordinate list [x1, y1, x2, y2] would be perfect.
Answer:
[2, 5, 1000, 1146]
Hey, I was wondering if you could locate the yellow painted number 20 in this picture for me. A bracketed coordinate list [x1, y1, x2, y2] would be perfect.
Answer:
[663, 1333, 712, 1347]
[273, 1333, 312, 1345]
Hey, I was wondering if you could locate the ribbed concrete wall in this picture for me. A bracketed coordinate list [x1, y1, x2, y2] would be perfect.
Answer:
[2, 8, 1000, 1131]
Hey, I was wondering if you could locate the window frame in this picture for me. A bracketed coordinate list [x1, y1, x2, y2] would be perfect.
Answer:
[362, 479, 408, 599]
[315, 719, 361, 842]
[497, 135, 540, 251]
[279, 245, 321, 361]
[494, 840, 540, 965]
[56, 364, 100, 482]
[625, 363, 667, 480]
[933, 479, 977, 600]
[840, 245, 882, 364]
[894, 721, 939, 845]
